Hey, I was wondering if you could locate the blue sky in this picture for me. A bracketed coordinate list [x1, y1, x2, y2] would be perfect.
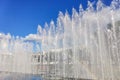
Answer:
[0, 0, 112, 37]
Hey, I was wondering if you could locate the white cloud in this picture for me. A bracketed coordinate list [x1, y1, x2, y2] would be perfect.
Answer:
[24, 33, 42, 41]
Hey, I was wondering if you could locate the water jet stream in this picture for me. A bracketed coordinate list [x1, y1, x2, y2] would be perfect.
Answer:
[0, 0, 120, 80]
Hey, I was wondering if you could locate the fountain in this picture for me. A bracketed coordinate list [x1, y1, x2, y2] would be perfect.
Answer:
[0, 0, 120, 80]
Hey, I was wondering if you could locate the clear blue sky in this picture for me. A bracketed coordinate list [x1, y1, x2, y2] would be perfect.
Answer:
[0, 0, 112, 37]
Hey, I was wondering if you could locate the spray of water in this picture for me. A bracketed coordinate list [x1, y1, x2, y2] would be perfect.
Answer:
[0, 0, 120, 80]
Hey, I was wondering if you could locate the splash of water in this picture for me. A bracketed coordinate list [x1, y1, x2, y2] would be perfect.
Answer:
[0, 0, 120, 80]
